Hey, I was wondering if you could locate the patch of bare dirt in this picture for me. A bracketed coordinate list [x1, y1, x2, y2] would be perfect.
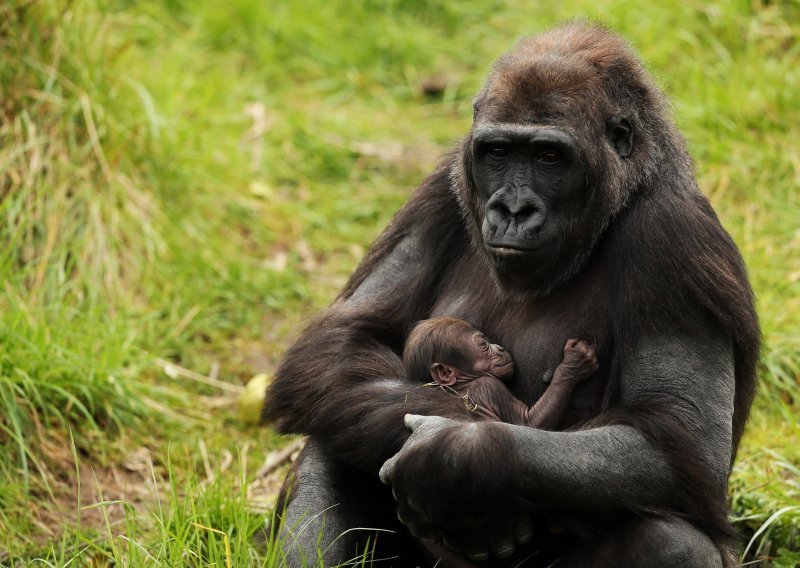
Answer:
[28, 436, 304, 547]
[34, 443, 161, 543]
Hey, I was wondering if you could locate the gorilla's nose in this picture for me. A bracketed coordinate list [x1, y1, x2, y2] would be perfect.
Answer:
[506, 198, 538, 221]
[487, 189, 546, 233]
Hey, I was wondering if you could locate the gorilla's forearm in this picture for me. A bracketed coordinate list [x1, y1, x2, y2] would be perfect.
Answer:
[509, 424, 674, 509]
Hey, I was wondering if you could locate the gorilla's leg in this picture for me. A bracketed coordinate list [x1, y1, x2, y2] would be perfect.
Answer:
[557, 517, 724, 568]
[274, 441, 418, 567]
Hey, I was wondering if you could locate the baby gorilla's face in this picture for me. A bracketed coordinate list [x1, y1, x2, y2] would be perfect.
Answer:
[466, 330, 515, 381]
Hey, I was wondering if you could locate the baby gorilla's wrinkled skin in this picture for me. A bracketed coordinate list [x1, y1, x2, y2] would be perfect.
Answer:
[452, 327, 515, 382]
[404, 318, 599, 429]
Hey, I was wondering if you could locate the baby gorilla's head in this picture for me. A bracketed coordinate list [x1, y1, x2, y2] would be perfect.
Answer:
[404, 317, 514, 385]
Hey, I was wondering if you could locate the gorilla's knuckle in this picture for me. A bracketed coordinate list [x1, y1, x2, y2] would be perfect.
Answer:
[465, 547, 490, 562]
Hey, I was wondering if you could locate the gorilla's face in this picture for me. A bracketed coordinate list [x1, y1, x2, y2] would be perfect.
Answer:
[461, 57, 634, 295]
[470, 123, 588, 277]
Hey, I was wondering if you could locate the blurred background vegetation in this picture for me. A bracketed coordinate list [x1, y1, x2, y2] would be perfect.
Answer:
[0, 0, 798, 565]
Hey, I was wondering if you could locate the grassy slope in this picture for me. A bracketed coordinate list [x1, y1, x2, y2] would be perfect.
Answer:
[0, 0, 798, 565]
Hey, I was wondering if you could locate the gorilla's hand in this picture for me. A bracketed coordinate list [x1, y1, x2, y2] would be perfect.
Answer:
[379, 414, 534, 562]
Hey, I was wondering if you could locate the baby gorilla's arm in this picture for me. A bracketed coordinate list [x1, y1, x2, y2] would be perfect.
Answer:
[455, 339, 598, 428]
[461, 377, 531, 425]
[525, 339, 598, 429]
[462, 339, 598, 428]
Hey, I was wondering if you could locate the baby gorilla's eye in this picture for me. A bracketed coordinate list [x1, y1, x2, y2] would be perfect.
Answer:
[472, 332, 491, 353]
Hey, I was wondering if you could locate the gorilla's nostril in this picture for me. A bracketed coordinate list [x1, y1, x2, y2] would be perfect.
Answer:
[511, 205, 537, 222]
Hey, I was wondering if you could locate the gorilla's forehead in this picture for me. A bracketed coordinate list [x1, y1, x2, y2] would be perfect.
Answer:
[495, 53, 598, 90]
[480, 58, 606, 125]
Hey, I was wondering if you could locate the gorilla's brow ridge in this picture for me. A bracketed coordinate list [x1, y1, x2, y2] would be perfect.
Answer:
[472, 123, 579, 139]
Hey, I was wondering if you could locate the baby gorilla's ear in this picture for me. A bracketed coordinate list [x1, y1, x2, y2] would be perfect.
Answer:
[431, 363, 457, 386]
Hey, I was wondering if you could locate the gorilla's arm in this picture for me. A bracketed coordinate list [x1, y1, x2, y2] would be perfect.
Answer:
[264, 173, 476, 473]
[515, 331, 735, 507]
[380, 329, 736, 556]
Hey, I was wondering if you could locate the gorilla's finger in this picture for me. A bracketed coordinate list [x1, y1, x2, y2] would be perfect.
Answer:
[406, 518, 437, 539]
[379, 456, 397, 485]
[405, 496, 425, 515]
[464, 546, 490, 562]
[490, 537, 515, 559]
[403, 413, 427, 431]
[514, 514, 534, 544]
[412, 525, 437, 540]
[442, 536, 461, 552]
[396, 505, 435, 539]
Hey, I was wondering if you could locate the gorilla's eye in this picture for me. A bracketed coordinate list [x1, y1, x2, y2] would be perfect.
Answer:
[539, 150, 561, 163]
[488, 146, 509, 158]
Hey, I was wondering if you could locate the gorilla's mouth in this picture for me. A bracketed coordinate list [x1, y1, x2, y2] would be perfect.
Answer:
[481, 214, 547, 257]
[491, 358, 515, 381]
[486, 243, 540, 256]
[484, 226, 546, 256]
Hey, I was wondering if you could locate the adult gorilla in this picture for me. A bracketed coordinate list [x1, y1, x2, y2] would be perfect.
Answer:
[264, 23, 758, 567]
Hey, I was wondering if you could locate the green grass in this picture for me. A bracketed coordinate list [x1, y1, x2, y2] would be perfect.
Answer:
[1, 0, 798, 565]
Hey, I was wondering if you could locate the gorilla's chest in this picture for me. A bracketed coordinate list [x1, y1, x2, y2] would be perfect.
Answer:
[429, 276, 607, 417]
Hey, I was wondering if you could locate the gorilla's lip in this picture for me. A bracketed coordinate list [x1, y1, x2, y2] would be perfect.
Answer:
[486, 243, 540, 256]
[494, 359, 515, 377]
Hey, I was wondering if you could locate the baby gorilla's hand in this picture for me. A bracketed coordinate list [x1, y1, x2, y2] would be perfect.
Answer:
[560, 339, 599, 382]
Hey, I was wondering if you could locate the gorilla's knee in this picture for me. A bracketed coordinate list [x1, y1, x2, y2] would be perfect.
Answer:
[274, 441, 412, 567]
[641, 518, 723, 568]
[559, 516, 725, 568]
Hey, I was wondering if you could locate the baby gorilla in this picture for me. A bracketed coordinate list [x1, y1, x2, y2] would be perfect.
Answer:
[404, 317, 598, 429]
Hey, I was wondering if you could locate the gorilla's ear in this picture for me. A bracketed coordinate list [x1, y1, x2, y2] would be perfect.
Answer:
[606, 116, 634, 158]
[472, 91, 486, 121]
[431, 363, 457, 386]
